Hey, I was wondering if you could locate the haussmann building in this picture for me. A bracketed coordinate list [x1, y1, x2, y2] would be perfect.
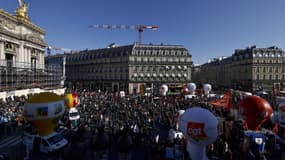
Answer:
[47, 43, 193, 94]
[194, 45, 285, 93]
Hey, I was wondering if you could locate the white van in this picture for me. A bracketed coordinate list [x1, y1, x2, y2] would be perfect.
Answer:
[22, 131, 68, 154]
[68, 108, 80, 130]
[68, 108, 80, 121]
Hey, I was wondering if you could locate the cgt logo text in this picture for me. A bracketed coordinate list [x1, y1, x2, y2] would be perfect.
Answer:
[187, 122, 208, 141]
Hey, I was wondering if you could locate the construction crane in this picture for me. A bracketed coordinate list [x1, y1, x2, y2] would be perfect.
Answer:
[47, 46, 78, 55]
[89, 24, 158, 44]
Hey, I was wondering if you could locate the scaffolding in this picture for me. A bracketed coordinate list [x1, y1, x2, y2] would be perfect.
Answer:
[0, 60, 63, 92]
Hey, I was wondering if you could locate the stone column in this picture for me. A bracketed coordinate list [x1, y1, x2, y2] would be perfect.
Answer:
[24, 47, 28, 68]
[40, 52, 44, 69]
[27, 48, 30, 65]
[18, 42, 24, 66]
[0, 41, 4, 64]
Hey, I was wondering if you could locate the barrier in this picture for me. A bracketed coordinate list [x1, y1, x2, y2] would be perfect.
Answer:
[0, 88, 66, 101]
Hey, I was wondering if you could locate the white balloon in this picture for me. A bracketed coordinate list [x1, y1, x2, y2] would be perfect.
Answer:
[176, 109, 185, 130]
[187, 83, 196, 95]
[203, 84, 212, 95]
[160, 84, 168, 96]
[179, 107, 218, 160]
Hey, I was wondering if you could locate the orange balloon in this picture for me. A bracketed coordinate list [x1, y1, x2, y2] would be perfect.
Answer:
[64, 93, 79, 108]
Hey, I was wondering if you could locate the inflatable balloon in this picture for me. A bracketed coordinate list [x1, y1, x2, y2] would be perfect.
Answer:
[187, 83, 196, 95]
[239, 96, 273, 131]
[175, 109, 185, 130]
[23, 92, 65, 136]
[179, 107, 218, 160]
[183, 87, 189, 94]
[160, 84, 168, 96]
[203, 84, 212, 95]
[64, 93, 80, 108]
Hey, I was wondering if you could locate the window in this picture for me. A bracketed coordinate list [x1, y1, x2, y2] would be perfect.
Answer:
[269, 75, 272, 80]
[276, 75, 278, 80]
[265, 53, 269, 57]
[47, 134, 64, 145]
[5, 54, 13, 68]
[263, 75, 266, 80]
[31, 58, 36, 70]
[257, 74, 259, 80]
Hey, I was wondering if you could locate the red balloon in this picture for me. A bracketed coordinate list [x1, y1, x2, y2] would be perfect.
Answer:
[183, 87, 189, 94]
[238, 96, 272, 131]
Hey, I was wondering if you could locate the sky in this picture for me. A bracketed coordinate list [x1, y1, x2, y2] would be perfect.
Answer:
[1, 0, 285, 64]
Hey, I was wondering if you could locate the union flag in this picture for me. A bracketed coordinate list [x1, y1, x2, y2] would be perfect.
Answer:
[209, 90, 232, 109]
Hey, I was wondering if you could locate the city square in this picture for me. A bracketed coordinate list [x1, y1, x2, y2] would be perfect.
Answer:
[0, 0, 285, 160]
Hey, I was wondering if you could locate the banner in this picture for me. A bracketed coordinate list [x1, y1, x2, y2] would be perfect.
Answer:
[209, 90, 232, 109]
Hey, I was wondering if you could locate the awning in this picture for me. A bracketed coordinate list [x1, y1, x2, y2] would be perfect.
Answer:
[184, 66, 187, 70]
[177, 66, 182, 70]
[147, 73, 150, 77]
[171, 66, 175, 70]
[166, 73, 169, 77]
[140, 73, 144, 77]
[183, 74, 187, 77]
[153, 73, 157, 77]
[165, 66, 170, 69]
[159, 73, 163, 77]
[178, 73, 182, 77]
[133, 73, 138, 77]
[171, 73, 175, 77]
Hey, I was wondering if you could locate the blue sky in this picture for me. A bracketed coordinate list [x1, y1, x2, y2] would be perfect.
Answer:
[1, 0, 285, 64]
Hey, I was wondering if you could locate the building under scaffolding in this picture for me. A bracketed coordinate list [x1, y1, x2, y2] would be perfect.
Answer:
[0, 60, 63, 92]
[0, 5, 65, 95]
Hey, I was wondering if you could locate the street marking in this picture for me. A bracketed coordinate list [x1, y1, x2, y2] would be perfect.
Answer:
[7, 138, 22, 148]
[0, 136, 22, 148]
[0, 136, 16, 146]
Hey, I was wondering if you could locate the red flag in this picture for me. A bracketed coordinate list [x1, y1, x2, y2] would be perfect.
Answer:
[209, 90, 232, 109]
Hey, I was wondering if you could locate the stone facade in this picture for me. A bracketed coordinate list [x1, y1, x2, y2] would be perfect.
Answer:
[0, 7, 63, 91]
[0, 9, 46, 69]
[193, 46, 285, 92]
[47, 43, 192, 94]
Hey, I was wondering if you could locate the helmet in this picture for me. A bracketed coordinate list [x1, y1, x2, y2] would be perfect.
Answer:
[239, 96, 272, 131]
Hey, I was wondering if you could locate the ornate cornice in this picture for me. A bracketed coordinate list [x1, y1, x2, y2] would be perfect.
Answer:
[0, 9, 45, 35]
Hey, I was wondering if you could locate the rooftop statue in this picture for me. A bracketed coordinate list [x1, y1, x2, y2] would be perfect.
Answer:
[16, 0, 29, 20]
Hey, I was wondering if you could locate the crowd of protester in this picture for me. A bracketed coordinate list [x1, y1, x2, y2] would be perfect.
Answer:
[0, 88, 284, 160]
[0, 96, 26, 139]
